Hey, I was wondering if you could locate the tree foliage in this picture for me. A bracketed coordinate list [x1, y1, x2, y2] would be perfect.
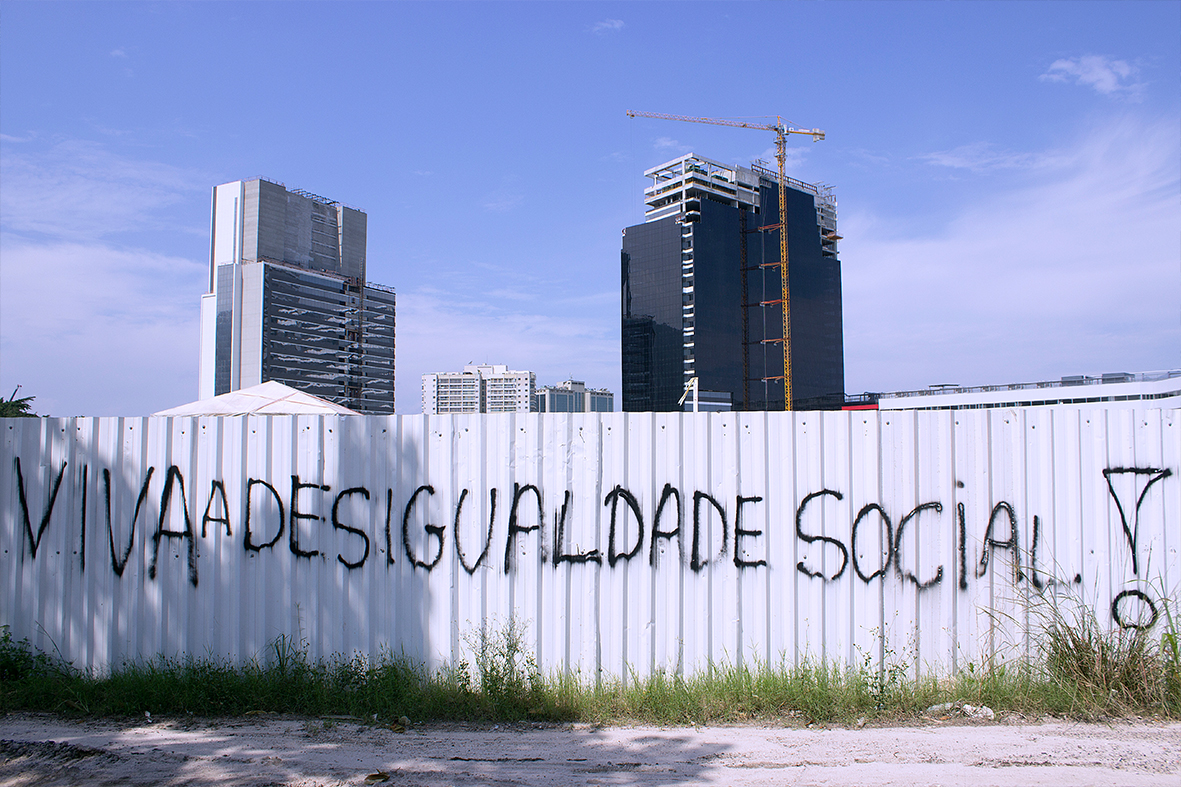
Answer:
[0, 387, 37, 418]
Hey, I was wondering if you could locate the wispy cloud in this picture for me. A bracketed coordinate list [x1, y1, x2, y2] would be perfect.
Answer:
[755, 144, 807, 172]
[0, 239, 205, 416]
[848, 149, 890, 167]
[841, 117, 1180, 392]
[0, 140, 208, 239]
[486, 287, 538, 302]
[654, 136, 690, 153]
[591, 19, 624, 35]
[1040, 55, 1145, 99]
[395, 288, 620, 409]
[482, 190, 523, 212]
[110, 48, 127, 58]
[919, 142, 1065, 173]
[0, 140, 213, 414]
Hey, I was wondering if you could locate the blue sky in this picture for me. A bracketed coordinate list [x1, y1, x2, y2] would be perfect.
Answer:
[1, 1, 1178, 416]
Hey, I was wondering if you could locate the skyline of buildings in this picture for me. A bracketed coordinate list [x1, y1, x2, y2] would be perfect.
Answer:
[198, 178, 396, 414]
[621, 153, 845, 413]
[422, 366, 615, 414]
[184, 172, 1174, 418]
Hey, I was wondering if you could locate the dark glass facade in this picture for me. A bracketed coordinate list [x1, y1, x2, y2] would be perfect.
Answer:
[211, 261, 396, 413]
[214, 265, 235, 396]
[621, 174, 844, 412]
[621, 218, 686, 412]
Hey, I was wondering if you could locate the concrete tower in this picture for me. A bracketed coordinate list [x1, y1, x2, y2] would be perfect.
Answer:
[198, 179, 396, 414]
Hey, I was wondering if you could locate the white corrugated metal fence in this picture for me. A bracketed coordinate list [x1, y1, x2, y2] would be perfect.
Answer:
[2, 409, 1176, 678]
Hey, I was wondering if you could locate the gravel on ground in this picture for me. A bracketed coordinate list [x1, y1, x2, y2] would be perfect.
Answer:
[1, 712, 1179, 786]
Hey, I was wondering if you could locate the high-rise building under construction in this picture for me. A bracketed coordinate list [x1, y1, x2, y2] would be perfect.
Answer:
[198, 178, 396, 414]
[621, 153, 844, 411]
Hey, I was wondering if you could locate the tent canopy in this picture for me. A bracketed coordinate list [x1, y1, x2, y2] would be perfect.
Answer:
[153, 381, 359, 416]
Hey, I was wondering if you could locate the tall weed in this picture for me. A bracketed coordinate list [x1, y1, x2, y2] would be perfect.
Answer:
[1038, 591, 1179, 718]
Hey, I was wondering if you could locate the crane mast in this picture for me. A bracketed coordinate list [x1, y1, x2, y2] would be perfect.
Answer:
[626, 111, 824, 411]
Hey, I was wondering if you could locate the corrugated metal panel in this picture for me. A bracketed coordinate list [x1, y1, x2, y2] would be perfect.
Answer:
[2, 409, 1177, 677]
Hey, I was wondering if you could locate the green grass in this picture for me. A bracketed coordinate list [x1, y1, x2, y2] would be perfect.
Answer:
[2, 604, 1177, 725]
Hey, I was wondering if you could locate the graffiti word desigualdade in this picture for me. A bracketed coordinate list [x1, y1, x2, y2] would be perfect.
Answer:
[10, 458, 1172, 629]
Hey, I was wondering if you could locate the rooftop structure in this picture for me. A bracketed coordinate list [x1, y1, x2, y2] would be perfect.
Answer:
[642, 154, 838, 246]
[876, 370, 1181, 411]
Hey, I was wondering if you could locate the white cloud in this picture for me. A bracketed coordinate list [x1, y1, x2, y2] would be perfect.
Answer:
[591, 19, 624, 35]
[0, 239, 205, 416]
[110, 48, 127, 58]
[841, 116, 1181, 393]
[0, 140, 208, 239]
[1040, 55, 1145, 98]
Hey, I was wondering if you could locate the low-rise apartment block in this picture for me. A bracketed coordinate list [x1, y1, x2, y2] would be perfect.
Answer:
[535, 380, 614, 412]
[422, 364, 535, 414]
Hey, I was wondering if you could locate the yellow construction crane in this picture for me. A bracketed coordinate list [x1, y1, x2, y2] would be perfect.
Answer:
[626, 111, 825, 411]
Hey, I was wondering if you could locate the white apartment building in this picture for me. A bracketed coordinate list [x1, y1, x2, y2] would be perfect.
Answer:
[422, 364, 536, 414]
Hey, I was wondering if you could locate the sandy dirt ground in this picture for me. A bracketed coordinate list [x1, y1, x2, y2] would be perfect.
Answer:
[0, 712, 1178, 786]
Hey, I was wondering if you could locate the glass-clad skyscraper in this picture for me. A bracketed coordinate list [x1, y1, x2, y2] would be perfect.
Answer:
[198, 179, 396, 414]
[621, 154, 843, 412]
